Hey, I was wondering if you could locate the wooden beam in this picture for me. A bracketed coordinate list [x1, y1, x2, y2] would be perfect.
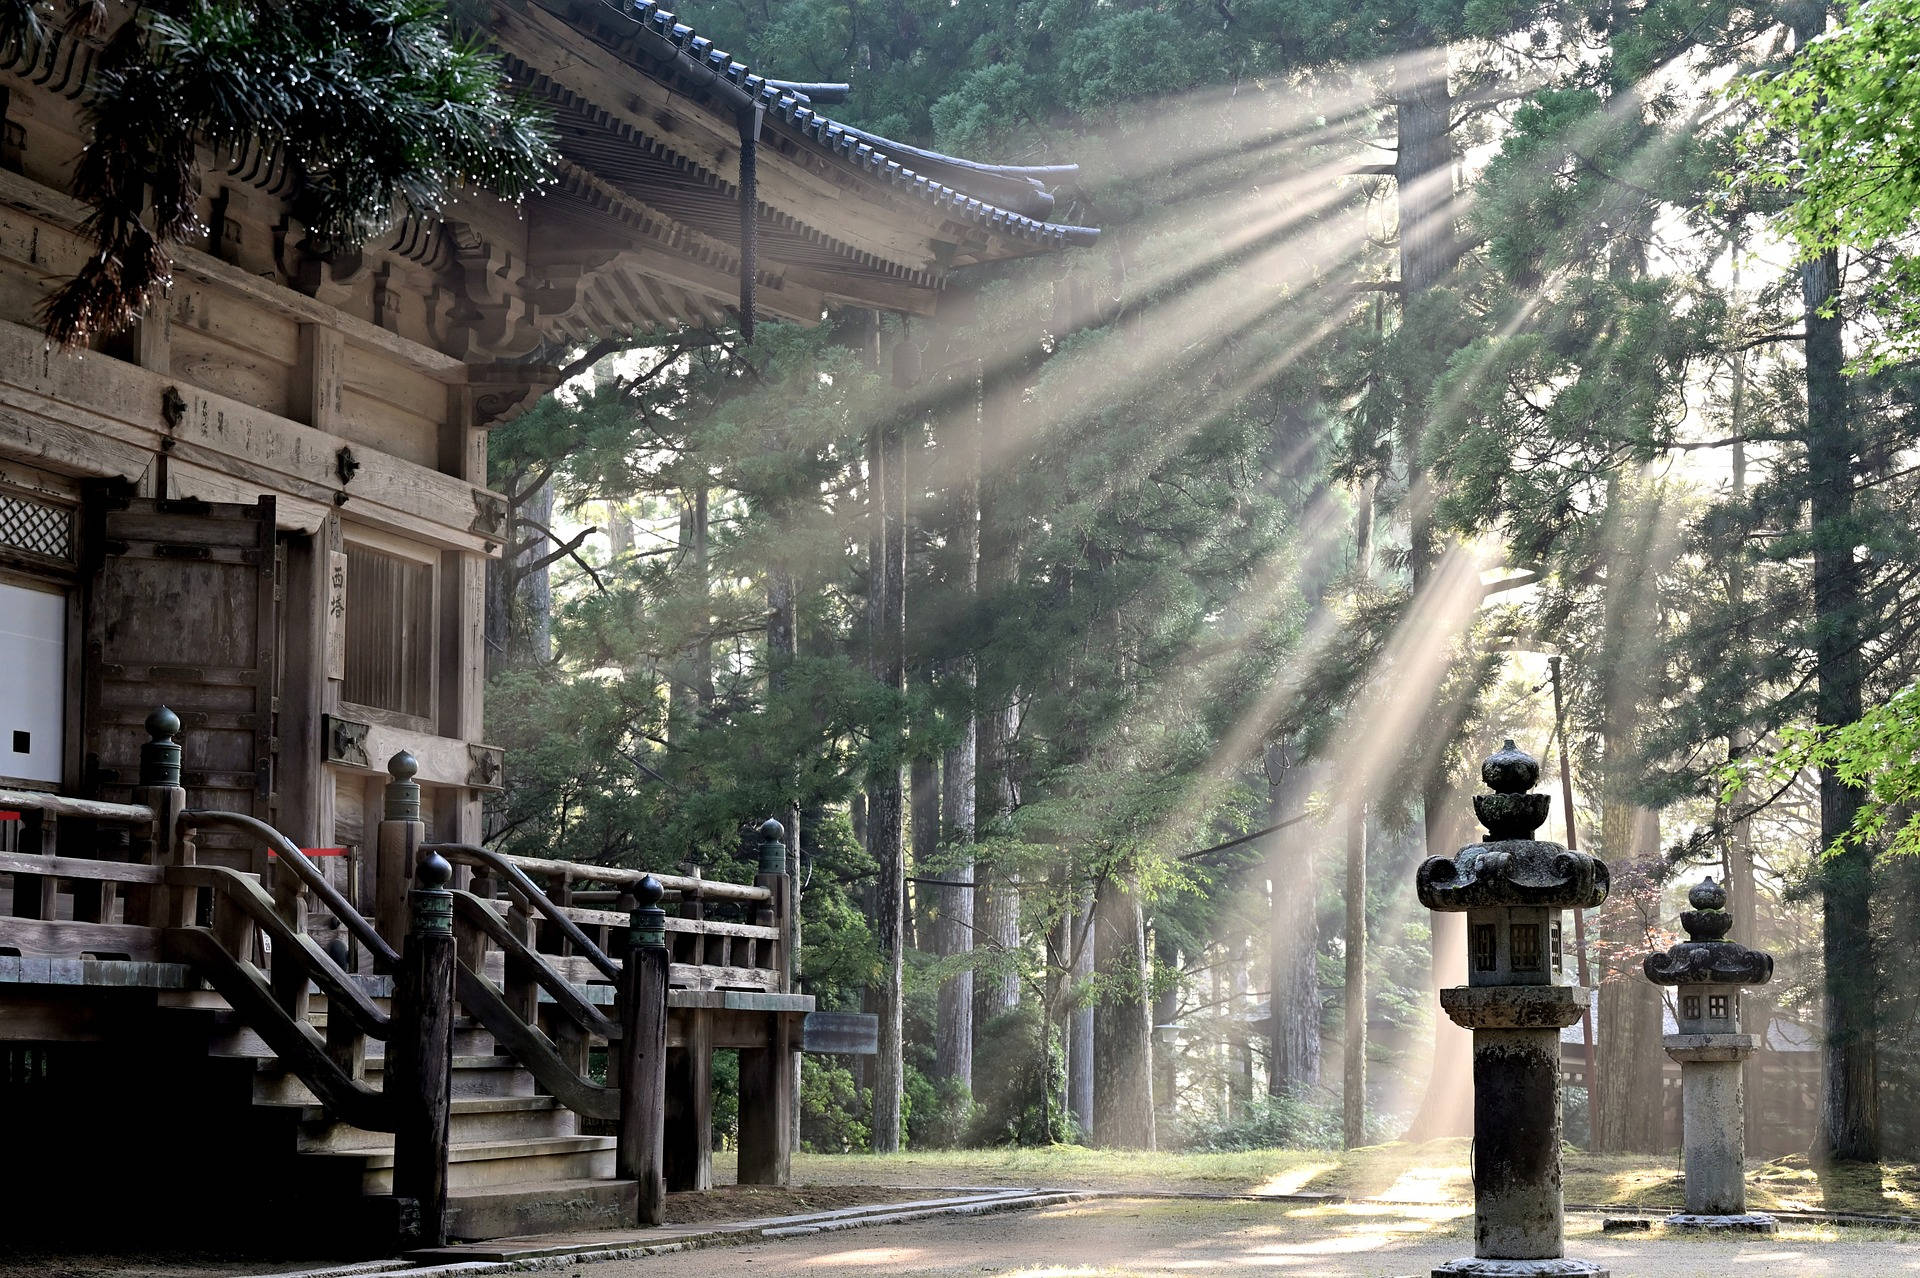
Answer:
[0, 320, 504, 555]
[0, 167, 467, 381]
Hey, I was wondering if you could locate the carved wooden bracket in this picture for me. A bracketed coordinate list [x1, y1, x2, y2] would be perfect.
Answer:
[467, 743, 505, 792]
[322, 713, 372, 769]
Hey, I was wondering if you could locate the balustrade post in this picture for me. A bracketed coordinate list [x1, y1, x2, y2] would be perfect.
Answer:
[390, 850, 455, 1251]
[739, 818, 793, 1186]
[375, 752, 424, 959]
[617, 875, 669, 1225]
[131, 707, 189, 928]
[271, 857, 311, 1021]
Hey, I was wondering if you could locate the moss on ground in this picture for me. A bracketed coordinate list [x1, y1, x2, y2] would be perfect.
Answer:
[756, 1144, 1920, 1216]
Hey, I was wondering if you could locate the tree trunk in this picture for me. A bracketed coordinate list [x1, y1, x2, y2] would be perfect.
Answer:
[1393, 40, 1470, 1142]
[1265, 743, 1319, 1094]
[1593, 808, 1666, 1153]
[868, 341, 911, 1154]
[909, 752, 939, 954]
[1151, 930, 1180, 1118]
[1803, 239, 1876, 1162]
[1068, 888, 1095, 1135]
[936, 726, 976, 1090]
[1343, 480, 1374, 1146]
[1093, 872, 1154, 1148]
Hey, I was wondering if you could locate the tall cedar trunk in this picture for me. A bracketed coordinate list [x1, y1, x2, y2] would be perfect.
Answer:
[692, 485, 712, 709]
[1725, 293, 1767, 1148]
[1092, 871, 1154, 1147]
[1343, 480, 1374, 1145]
[1593, 808, 1666, 1152]
[1804, 242, 1876, 1161]
[1068, 888, 1095, 1134]
[975, 364, 1022, 1029]
[909, 753, 938, 952]
[869, 340, 912, 1153]
[1151, 931, 1180, 1114]
[768, 554, 802, 1152]
[934, 350, 983, 1091]
[1265, 743, 1320, 1093]
[1590, 484, 1667, 1153]
[1231, 943, 1254, 1114]
[1394, 41, 1471, 1142]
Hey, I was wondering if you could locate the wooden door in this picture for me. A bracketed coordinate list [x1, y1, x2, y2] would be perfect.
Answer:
[82, 493, 279, 872]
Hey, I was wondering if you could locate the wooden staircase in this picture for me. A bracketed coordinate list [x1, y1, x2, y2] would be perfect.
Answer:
[0, 713, 809, 1252]
[192, 990, 640, 1239]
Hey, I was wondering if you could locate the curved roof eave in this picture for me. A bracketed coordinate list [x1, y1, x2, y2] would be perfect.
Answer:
[599, 0, 1102, 250]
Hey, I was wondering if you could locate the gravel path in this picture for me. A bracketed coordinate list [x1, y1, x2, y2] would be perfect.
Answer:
[572, 1196, 1920, 1277]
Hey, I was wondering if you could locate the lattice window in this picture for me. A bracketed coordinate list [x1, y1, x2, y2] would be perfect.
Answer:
[1709, 994, 1729, 1020]
[1472, 923, 1497, 972]
[0, 491, 73, 561]
[1511, 923, 1542, 971]
[1683, 994, 1701, 1020]
[343, 543, 435, 721]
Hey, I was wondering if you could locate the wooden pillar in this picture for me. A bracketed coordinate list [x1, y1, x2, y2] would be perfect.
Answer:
[738, 1013, 794, 1185]
[390, 850, 456, 1251]
[740, 817, 793, 1184]
[617, 875, 670, 1225]
[665, 1011, 713, 1191]
[376, 752, 423, 957]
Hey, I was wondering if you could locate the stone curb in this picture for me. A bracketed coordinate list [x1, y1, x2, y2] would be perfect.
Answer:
[233, 1188, 1092, 1278]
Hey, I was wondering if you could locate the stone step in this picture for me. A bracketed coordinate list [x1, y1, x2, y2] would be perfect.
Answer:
[305, 1134, 618, 1194]
[294, 1095, 577, 1151]
[444, 1176, 639, 1242]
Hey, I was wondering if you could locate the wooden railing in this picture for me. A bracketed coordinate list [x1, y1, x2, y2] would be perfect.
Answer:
[0, 786, 163, 958]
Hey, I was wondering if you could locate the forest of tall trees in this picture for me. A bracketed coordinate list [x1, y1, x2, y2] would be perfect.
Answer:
[474, 0, 1920, 1163]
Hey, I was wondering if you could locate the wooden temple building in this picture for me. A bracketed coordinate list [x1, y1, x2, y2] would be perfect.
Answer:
[0, 0, 1092, 1250]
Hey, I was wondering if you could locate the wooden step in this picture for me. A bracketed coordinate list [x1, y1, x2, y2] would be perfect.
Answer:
[305, 1134, 617, 1194]
[443, 1176, 639, 1241]
[295, 1095, 578, 1151]
[252, 1055, 535, 1107]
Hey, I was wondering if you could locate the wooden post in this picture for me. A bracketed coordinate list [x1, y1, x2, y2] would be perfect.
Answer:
[390, 849, 456, 1251]
[617, 875, 669, 1225]
[376, 752, 423, 958]
[739, 818, 793, 1185]
[131, 707, 189, 928]
[665, 1009, 713, 1192]
[271, 856, 311, 1021]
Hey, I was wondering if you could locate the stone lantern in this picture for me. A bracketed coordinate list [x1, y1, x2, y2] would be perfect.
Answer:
[1417, 740, 1611, 1278]
[1642, 876, 1775, 1233]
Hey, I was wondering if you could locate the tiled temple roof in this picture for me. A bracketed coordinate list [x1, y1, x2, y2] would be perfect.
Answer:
[605, 0, 1100, 249]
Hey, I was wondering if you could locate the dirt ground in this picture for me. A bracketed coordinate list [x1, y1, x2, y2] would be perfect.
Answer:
[584, 1196, 1920, 1278]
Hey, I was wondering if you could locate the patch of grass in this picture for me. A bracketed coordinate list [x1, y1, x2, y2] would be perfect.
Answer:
[756, 1145, 1920, 1217]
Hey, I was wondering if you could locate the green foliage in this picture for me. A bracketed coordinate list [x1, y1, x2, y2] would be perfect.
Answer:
[25, 0, 550, 345]
[1725, 684, 1920, 861]
[1735, 0, 1920, 368]
[1172, 1090, 1372, 1152]
[799, 1055, 870, 1153]
[966, 1006, 1069, 1147]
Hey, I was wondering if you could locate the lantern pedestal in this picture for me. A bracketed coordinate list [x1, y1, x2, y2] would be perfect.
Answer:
[1419, 742, 1611, 1278]
[1643, 879, 1776, 1235]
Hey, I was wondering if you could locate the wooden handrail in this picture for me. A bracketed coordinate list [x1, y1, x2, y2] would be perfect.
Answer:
[170, 927, 393, 1131]
[0, 788, 154, 825]
[453, 959, 619, 1120]
[451, 891, 619, 1041]
[184, 809, 398, 970]
[478, 849, 773, 904]
[170, 864, 389, 1039]
[427, 844, 619, 981]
